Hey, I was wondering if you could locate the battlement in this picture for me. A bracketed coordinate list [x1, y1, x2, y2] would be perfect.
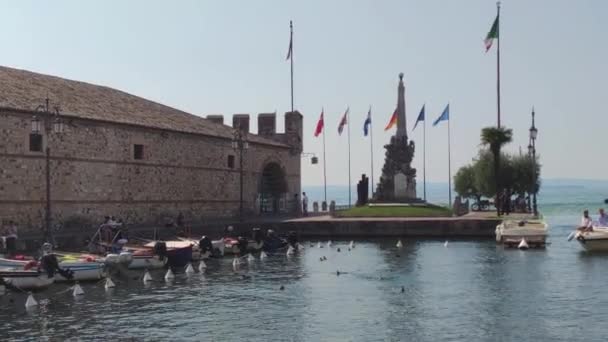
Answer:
[205, 112, 303, 151]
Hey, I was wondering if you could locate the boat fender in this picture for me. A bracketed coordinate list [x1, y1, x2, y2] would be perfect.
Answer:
[185, 263, 195, 275]
[73, 283, 85, 297]
[518, 239, 529, 250]
[105, 278, 115, 289]
[164, 268, 175, 281]
[143, 270, 153, 283]
[396, 240, 403, 248]
[286, 246, 295, 256]
[247, 254, 255, 262]
[260, 251, 268, 260]
[25, 293, 38, 308]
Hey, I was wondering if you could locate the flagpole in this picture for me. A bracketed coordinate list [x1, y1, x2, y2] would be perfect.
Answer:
[290, 20, 294, 114]
[347, 107, 352, 208]
[369, 107, 374, 198]
[496, 2, 501, 128]
[423, 110, 426, 202]
[447, 105, 452, 207]
[322, 109, 327, 204]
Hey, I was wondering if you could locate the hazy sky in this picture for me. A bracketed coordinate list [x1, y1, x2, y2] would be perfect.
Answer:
[1, 0, 606, 186]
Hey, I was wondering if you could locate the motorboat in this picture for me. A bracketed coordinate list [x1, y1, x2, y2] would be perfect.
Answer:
[87, 225, 190, 269]
[0, 252, 106, 282]
[172, 236, 225, 260]
[1, 268, 54, 290]
[496, 219, 548, 248]
[572, 227, 608, 252]
[223, 228, 266, 255]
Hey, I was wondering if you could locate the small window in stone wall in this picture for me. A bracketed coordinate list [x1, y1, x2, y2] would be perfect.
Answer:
[29, 133, 43, 152]
[134, 144, 144, 160]
[227, 155, 235, 169]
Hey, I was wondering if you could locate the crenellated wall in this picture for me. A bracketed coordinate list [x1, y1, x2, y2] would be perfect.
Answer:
[0, 109, 302, 234]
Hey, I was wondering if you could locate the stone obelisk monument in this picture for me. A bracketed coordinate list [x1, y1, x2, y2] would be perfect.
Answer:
[374, 73, 417, 202]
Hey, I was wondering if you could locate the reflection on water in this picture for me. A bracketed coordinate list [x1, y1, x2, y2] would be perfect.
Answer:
[2, 230, 608, 341]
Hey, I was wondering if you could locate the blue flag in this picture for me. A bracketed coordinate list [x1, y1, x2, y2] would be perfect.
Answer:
[363, 108, 372, 136]
[433, 104, 449, 126]
[412, 104, 425, 131]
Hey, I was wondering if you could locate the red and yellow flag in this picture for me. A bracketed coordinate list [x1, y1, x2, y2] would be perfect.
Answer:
[384, 109, 398, 131]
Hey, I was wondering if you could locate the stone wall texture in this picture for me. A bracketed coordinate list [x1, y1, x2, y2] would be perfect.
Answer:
[0, 109, 302, 234]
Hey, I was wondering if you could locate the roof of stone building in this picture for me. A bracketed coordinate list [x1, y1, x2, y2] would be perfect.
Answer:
[0, 66, 289, 148]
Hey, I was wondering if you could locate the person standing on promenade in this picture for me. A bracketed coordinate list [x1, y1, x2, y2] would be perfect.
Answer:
[302, 192, 309, 216]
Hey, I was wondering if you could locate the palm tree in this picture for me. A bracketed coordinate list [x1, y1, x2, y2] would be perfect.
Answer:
[480, 126, 513, 216]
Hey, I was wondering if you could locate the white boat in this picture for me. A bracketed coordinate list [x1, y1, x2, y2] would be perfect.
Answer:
[495, 219, 548, 248]
[573, 227, 608, 251]
[0, 255, 106, 282]
[1, 268, 55, 290]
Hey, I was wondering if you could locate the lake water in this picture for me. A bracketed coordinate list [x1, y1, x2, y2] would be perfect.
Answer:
[2, 180, 608, 341]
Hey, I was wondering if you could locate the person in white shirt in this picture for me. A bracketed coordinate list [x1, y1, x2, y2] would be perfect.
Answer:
[598, 208, 608, 227]
[302, 192, 309, 216]
[577, 210, 594, 232]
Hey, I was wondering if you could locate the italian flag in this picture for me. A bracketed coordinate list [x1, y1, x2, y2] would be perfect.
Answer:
[484, 14, 499, 52]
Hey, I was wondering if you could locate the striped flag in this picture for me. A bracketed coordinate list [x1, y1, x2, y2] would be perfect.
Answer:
[484, 15, 499, 52]
[338, 107, 349, 135]
[384, 109, 398, 131]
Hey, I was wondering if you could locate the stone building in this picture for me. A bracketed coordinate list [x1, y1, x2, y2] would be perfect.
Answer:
[0, 66, 302, 235]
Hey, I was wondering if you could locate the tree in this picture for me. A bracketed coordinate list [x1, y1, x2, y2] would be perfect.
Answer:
[454, 165, 481, 206]
[454, 148, 541, 213]
[480, 126, 513, 215]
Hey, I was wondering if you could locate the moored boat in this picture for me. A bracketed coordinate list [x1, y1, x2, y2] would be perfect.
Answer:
[496, 219, 548, 248]
[0, 253, 106, 282]
[1, 268, 54, 290]
[573, 227, 608, 251]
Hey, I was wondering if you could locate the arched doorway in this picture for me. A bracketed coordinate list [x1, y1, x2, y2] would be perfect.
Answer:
[258, 162, 288, 214]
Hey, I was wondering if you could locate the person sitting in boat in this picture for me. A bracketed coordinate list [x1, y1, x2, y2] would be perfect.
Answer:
[577, 210, 594, 232]
[598, 208, 608, 227]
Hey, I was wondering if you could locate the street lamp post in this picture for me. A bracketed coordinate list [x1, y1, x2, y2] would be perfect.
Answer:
[31, 98, 65, 243]
[528, 108, 538, 217]
[232, 129, 248, 221]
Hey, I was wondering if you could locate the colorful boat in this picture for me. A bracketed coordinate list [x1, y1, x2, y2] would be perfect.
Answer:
[0, 253, 106, 282]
